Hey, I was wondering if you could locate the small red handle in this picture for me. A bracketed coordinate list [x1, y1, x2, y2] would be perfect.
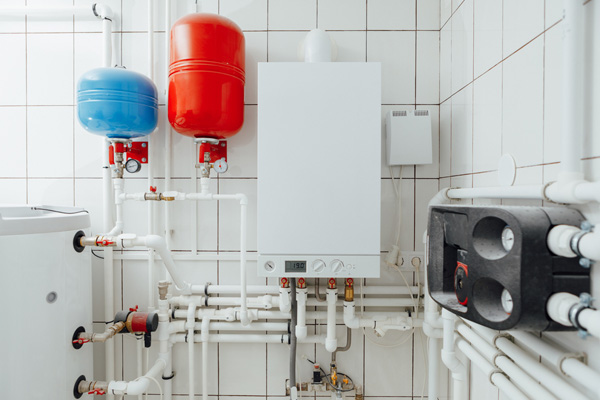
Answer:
[88, 389, 106, 395]
[150, 186, 157, 193]
[73, 338, 89, 345]
[129, 305, 139, 312]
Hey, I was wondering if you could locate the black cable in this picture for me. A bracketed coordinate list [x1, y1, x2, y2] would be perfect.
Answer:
[91, 250, 104, 259]
[289, 278, 297, 390]
[32, 207, 89, 214]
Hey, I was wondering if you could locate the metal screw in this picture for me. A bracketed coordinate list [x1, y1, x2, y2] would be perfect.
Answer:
[142, 143, 147, 148]
[142, 158, 147, 162]
[580, 258, 592, 268]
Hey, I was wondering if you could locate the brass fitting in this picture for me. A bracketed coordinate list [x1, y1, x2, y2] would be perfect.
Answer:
[327, 278, 337, 290]
[158, 280, 171, 300]
[80, 235, 118, 247]
[344, 278, 354, 302]
[78, 380, 109, 395]
[280, 277, 290, 288]
[144, 193, 175, 201]
[297, 277, 306, 289]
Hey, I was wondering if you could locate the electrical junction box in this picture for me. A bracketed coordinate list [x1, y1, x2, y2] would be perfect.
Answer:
[386, 110, 432, 166]
[257, 62, 381, 278]
[427, 205, 590, 331]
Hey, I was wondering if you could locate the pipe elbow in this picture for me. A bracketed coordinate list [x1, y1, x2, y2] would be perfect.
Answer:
[295, 326, 308, 339]
[325, 338, 338, 353]
[441, 349, 466, 380]
[343, 301, 360, 329]
[93, 3, 114, 20]
[237, 193, 248, 205]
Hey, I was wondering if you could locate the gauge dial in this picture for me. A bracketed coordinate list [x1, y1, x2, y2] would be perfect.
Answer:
[213, 159, 228, 173]
[125, 158, 141, 173]
[501, 226, 515, 252]
[501, 289, 513, 314]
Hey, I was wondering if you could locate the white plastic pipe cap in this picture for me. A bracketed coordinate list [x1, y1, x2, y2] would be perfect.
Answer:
[300, 29, 337, 62]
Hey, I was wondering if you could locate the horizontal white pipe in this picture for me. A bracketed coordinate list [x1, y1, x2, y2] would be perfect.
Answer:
[189, 284, 419, 296]
[169, 320, 289, 332]
[547, 292, 600, 339]
[108, 358, 166, 396]
[0, 5, 92, 16]
[446, 185, 545, 201]
[510, 330, 600, 394]
[115, 252, 259, 262]
[171, 333, 326, 344]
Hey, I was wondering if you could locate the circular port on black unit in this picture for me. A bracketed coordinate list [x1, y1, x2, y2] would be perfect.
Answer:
[472, 217, 512, 260]
[73, 230, 86, 253]
[472, 278, 511, 322]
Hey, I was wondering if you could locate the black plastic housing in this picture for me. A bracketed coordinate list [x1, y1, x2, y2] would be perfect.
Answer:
[427, 205, 589, 331]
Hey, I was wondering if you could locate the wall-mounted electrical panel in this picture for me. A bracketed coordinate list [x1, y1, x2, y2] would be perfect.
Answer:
[386, 110, 432, 166]
[257, 62, 381, 278]
[427, 205, 590, 331]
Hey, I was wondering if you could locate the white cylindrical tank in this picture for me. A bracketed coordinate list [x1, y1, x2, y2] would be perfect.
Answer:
[0, 206, 92, 399]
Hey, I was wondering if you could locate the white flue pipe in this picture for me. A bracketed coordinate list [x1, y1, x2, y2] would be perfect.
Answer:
[441, 310, 467, 400]
[296, 288, 308, 339]
[325, 288, 338, 352]
[187, 303, 196, 400]
[510, 330, 600, 394]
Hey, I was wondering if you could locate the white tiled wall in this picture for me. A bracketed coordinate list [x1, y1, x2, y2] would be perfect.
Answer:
[0, 1, 442, 399]
[440, 0, 600, 399]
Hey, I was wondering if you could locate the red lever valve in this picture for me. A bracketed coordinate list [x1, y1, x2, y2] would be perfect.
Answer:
[73, 338, 89, 345]
[88, 389, 106, 395]
[129, 305, 139, 312]
[149, 186, 157, 193]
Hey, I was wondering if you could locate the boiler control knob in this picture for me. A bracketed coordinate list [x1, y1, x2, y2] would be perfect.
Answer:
[213, 159, 228, 173]
[330, 259, 344, 274]
[312, 259, 326, 273]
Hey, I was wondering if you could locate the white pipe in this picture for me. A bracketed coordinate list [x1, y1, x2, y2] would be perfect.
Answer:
[108, 358, 167, 396]
[560, 0, 584, 180]
[136, 338, 143, 400]
[0, 5, 92, 16]
[547, 224, 600, 262]
[441, 310, 467, 400]
[427, 338, 440, 400]
[102, 18, 112, 67]
[239, 198, 249, 326]
[295, 288, 308, 339]
[187, 303, 196, 400]
[446, 185, 545, 201]
[169, 320, 289, 333]
[171, 333, 327, 344]
[325, 288, 338, 352]
[303, 29, 333, 62]
[547, 292, 600, 339]
[279, 286, 291, 312]
[190, 284, 420, 296]
[164, 0, 173, 251]
[201, 318, 210, 400]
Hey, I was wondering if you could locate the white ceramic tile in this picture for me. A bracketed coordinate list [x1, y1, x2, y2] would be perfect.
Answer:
[315, 326, 364, 385]
[417, 31, 440, 104]
[415, 105, 440, 178]
[27, 33, 73, 105]
[473, 0, 502, 77]
[0, 0, 25, 33]
[367, 0, 416, 30]
[471, 364, 499, 399]
[219, 342, 267, 394]
[0, 179, 26, 203]
[168, 339, 219, 394]
[244, 32, 267, 104]
[415, 179, 439, 251]
[27, 106, 74, 178]
[185, 0, 219, 15]
[472, 172, 501, 205]
[74, 178, 104, 234]
[418, 0, 441, 30]
[219, 260, 263, 286]
[453, 0, 465, 13]
[74, 0, 122, 32]
[26, 0, 73, 33]
[503, 0, 544, 57]
[226, 106, 257, 178]
[267, 31, 307, 62]
[440, 100, 452, 177]
[121, 178, 151, 234]
[121, 0, 166, 32]
[268, 0, 317, 30]
[473, 65, 502, 173]
[218, 179, 257, 251]
[414, 328, 449, 397]
[546, 0, 563, 28]
[451, 85, 473, 176]
[121, 32, 167, 100]
[381, 105, 416, 179]
[318, 0, 365, 30]
[441, 0, 452, 27]
[381, 178, 415, 252]
[0, 107, 26, 177]
[450, 174, 472, 205]
[220, 0, 268, 31]
[544, 25, 562, 164]
[0, 34, 25, 105]
[364, 328, 413, 396]
[440, 22, 452, 101]
[451, 0, 474, 94]
[502, 166, 543, 206]
[170, 129, 196, 178]
[367, 31, 415, 104]
[327, 31, 367, 62]
[74, 122, 104, 178]
[502, 37, 544, 167]
[267, 335, 315, 395]
[584, 1, 600, 161]
[27, 178, 73, 205]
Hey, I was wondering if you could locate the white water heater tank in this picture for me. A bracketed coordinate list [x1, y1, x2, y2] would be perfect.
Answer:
[0, 206, 92, 399]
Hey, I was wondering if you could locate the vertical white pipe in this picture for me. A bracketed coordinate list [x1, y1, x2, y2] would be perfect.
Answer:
[325, 288, 338, 352]
[102, 18, 112, 67]
[187, 303, 197, 400]
[164, 0, 173, 252]
[441, 310, 467, 400]
[201, 318, 210, 400]
[239, 200, 249, 326]
[146, 0, 156, 311]
[427, 338, 440, 400]
[560, 0, 584, 179]
[295, 288, 308, 339]
[137, 337, 143, 400]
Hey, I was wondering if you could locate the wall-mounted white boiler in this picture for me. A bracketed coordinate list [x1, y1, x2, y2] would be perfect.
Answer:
[257, 62, 381, 278]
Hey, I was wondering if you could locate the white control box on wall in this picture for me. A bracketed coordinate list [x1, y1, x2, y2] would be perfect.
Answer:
[257, 62, 381, 278]
[386, 110, 433, 166]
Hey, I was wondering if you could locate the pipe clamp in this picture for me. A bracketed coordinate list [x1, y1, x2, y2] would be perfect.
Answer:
[558, 352, 587, 377]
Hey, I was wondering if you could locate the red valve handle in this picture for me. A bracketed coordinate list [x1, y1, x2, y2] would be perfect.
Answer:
[297, 278, 306, 288]
[346, 278, 354, 286]
[88, 389, 106, 395]
[129, 305, 139, 312]
[150, 186, 157, 193]
[73, 338, 89, 345]
[100, 240, 114, 246]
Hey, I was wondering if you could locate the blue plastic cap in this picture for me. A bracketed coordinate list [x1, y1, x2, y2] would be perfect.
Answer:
[77, 67, 159, 139]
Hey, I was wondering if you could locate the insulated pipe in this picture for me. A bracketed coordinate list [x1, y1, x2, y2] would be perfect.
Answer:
[325, 288, 338, 352]
[187, 303, 196, 400]
[510, 330, 600, 394]
[441, 310, 467, 400]
[560, 0, 584, 180]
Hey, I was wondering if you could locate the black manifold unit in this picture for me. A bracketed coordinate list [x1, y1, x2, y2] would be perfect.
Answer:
[427, 205, 590, 331]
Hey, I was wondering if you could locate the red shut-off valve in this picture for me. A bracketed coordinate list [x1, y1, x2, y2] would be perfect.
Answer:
[328, 278, 337, 289]
[88, 389, 106, 395]
[297, 277, 306, 289]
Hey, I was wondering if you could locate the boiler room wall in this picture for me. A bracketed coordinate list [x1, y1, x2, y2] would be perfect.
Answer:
[0, 0, 442, 399]
[439, 0, 600, 399]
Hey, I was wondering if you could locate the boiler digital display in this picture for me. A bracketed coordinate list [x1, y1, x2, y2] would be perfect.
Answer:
[285, 260, 306, 273]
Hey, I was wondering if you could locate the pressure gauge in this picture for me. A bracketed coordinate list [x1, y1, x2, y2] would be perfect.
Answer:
[501, 289, 513, 314]
[501, 226, 515, 252]
[213, 158, 228, 173]
[125, 158, 142, 173]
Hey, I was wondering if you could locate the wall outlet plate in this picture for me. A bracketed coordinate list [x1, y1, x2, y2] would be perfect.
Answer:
[427, 205, 590, 331]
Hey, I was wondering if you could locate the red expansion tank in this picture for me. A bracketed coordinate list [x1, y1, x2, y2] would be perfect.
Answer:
[168, 14, 245, 139]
